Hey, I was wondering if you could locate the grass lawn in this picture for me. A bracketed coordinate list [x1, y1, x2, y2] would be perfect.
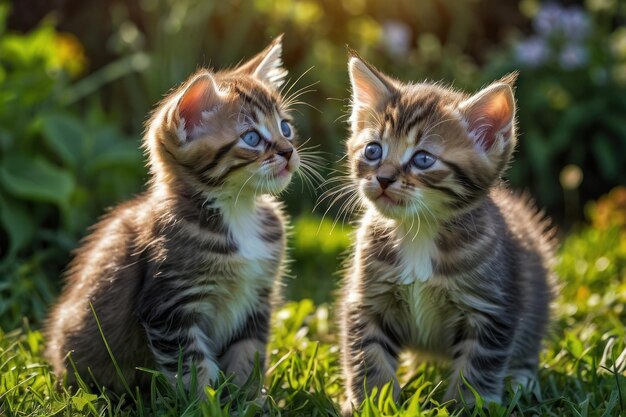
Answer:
[1, 210, 625, 416]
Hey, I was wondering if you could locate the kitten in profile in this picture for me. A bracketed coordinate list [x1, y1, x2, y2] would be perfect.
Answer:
[46, 36, 301, 395]
[338, 53, 555, 412]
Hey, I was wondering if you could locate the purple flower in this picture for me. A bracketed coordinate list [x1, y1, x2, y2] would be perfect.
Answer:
[560, 7, 590, 40]
[382, 20, 412, 57]
[515, 36, 550, 67]
[534, 3, 565, 37]
[559, 43, 588, 69]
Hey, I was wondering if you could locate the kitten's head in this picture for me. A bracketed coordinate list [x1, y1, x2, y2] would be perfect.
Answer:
[147, 35, 300, 198]
[347, 54, 517, 222]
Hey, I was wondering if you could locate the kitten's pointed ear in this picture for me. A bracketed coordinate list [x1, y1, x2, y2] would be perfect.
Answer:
[176, 73, 223, 143]
[234, 35, 287, 89]
[348, 55, 395, 110]
[459, 80, 516, 152]
[348, 54, 396, 131]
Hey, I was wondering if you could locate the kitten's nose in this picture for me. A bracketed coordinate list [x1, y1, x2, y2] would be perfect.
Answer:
[278, 148, 293, 162]
[376, 176, 396, 189]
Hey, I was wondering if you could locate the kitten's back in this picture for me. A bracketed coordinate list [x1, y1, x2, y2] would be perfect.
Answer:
[45, 194, 154, 391]
[490, 187, 556, 356]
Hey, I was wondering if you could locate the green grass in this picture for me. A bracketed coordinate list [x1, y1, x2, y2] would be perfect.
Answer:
[1, 220, 625, 416]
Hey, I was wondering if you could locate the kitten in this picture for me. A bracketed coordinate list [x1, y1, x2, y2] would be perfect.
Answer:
[45, 36, 300, 395]
[338, 54, 555, 412]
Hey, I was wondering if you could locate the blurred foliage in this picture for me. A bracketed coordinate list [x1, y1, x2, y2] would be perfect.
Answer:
[588, 185, 626, 231]
[0, 7, 145, 328]
[287, 215, 352, 304]
[556, 185, 626, 330]
[486, 0, 626, 221]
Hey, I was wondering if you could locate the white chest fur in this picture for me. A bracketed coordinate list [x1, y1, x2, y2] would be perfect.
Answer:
[395, 225, 438, 285]
[186, 197, 281, 344]
[397, 236, 436, 284]
[221, 197, 278, 266]
[382, 219, 453, 350]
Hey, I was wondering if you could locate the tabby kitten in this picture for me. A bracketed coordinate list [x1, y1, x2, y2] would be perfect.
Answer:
[339, 55, 554, 412]
[46, 36, 300, 395]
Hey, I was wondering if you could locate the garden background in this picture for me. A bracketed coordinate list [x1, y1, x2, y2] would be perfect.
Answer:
[1, 0, 625, 416]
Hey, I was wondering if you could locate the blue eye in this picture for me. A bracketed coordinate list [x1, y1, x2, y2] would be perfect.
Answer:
[412, 151, 436, 169]
[280, 120, 292, 138]
[364, 143, 382, 161]
[241, 130, 261, 147]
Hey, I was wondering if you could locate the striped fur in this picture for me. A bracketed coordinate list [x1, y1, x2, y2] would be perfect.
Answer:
[339, 55, 555, 413]
[45, 37, 300, 395]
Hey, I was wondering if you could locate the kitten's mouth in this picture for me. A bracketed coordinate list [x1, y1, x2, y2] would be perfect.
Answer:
[376, 192, 401, 206]
[269, 160, 292, 179]
[276, 166, 291, 178]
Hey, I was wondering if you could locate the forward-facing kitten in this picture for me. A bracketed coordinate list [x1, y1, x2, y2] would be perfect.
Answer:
[339, 54, 555, 412]
[46, 36, 300, 395]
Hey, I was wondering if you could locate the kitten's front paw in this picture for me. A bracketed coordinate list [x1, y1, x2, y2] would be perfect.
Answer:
[510, 370, 542, 401]
[443, 386, 501, 413]
[221, 339, 265, 387]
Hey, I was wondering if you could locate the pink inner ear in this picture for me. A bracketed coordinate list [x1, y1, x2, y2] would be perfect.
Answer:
[178, 78, 214, 130]
[467, 89, 514, 151]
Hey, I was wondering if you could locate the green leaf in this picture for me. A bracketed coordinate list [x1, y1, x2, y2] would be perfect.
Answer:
[70, 391, 98, 412]
[592, 134, 619, 179]
[0, 3, 9, 37]
[551, 104, 589, 153]
[0, 23, 58, 70]
[600, 113, 626, 140]
[0, 192, 35, 257]
[40, 113, 86, 168]
[0, 126, 13, 151]
[85, 126, 142, 172]
[0, 154, 75, 207]
[87, 142, 142, 172]
[524, 131, 551, 174]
